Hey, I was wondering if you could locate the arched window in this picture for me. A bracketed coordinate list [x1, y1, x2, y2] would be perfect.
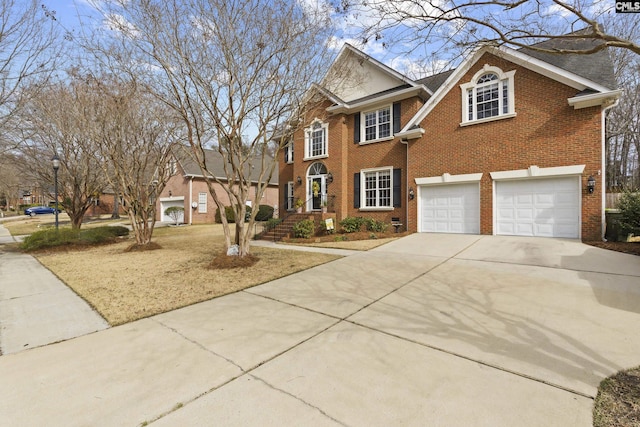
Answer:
[308, 162, 327, 176]
[460, 65, 515, 125]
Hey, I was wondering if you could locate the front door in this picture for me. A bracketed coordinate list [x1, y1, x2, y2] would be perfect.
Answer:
[308, 176, 326, 211]
[307, 162, 328, 211]
[312, 177, 322, 210]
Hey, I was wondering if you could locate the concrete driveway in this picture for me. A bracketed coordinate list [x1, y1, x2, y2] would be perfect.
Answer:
[1, 234, 639, 426]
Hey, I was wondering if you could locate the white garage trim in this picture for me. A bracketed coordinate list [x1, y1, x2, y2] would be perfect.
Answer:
[418, 182, 480, 234]
[493, 177, 581, 238]
[160, 197, 185, 223]
[415, 172, 483, 185]
[490, 164, 584, 181]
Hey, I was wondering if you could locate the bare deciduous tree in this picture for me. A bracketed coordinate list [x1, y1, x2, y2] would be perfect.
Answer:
[0, 0, 61, 154]
[19, 73, 106, 229]
[0, 152, 21, 213]
[91, 77, 181, 247]
[89, 0, 337, 257]
[604, 17, 640, 191]
[336, 0, 640, 57]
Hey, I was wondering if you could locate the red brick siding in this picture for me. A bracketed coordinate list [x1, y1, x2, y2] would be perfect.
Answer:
[407, 53, 603, 240]
[279, 96, 425, 229]
[159, 168, 278, 224]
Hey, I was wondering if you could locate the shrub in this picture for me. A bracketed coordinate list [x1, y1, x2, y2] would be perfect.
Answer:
[79, 226, 129, 244]
[215, 205, 252, 223]
[21, 228, 80, 251]
[264, 217, 282, 231]
[339, 216, 365, 233]
[365, 218, 389, 232]
[292, 219, 315, 238]
[106, 226, 130, 237]
[255, 204, 275, 221]
[21, 226, 129, 251]
[164, 206, 184, 224]
[616, 191, 640, 234]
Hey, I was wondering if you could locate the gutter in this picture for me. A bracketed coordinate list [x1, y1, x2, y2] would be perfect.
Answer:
[568, 90, 622, 110]
[601, 97, 620, 240]
[327, 86, 430, 115]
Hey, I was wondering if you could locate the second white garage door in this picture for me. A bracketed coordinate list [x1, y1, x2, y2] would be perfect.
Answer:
[420, 183, 480, 234]
[495, 177, 580, 238]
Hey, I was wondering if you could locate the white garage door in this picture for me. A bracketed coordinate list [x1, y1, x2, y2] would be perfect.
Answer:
[420, 183, 480, 234]
[160, 199, 185, 223]
[495, 177, 580, 238]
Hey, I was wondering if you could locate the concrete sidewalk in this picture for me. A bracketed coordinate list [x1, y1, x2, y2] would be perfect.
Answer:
[0, 222, 15, 244]
[0, 224, 109, 355]
[0, 234, 639, 426]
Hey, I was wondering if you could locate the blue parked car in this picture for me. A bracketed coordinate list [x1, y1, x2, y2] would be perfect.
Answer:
[24, 206, 59, 217]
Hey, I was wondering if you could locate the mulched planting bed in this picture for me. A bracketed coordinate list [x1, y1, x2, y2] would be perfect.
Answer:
[282, 230, 411, 244]
[585, 241, 640, 256]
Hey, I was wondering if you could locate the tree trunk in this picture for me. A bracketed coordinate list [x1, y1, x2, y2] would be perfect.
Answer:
[111, 191, 120, 219]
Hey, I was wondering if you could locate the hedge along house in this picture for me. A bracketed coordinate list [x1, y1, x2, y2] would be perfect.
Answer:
[279, 32, 620, 240]
[158, 145, 279, 225]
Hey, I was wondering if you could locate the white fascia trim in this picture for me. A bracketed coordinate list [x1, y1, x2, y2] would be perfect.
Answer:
[401, 46, 487, 132]
[310, 83, 346, 107]
[568, 90, 622, 109]
[491, 46, 612, 93]
[159, 196, 185, 202]
[490, 164, 585, 181]
[335, 44, 421, 89]
[327, 86, 429, 114]
[415, 172, 483, 185]
[395, 127, 425, 140]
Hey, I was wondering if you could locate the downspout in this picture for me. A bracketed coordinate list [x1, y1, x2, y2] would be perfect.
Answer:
[601, 99, 619, 240]
[189, 176, 194, 225]
[401, 138, 409, 231]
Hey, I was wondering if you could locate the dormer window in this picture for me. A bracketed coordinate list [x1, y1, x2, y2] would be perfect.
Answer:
[460, 65, 515, 126]
[304, 119, 328, 160]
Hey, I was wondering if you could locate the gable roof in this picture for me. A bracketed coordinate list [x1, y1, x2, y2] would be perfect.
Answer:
[321, 44, 432, 111]
[416, 69, 456, 93]
[519, 32, 617, 90]
[173, 145, 278, 185]
[322, 44, 421, 92]
[399, 43, 621, 135]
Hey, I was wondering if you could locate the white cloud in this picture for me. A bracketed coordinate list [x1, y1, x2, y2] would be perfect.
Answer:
[103, 12, 139, 38]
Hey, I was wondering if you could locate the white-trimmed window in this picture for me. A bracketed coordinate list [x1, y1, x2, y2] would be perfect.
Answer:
[286, 181, 294, 210]
[198, 192, 207, 213]
[363, 106, 391, 141]
[304, 120, 328, 160]
[460, 65, 515, 125]
[362, 167, 392, 209]
[284, 141, 294, 164]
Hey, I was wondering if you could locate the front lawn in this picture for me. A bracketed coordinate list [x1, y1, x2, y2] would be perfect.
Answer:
[34, 224, 340, 325]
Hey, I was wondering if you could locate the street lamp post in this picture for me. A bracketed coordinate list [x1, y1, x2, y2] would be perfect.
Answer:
[52, 153, 60, 230]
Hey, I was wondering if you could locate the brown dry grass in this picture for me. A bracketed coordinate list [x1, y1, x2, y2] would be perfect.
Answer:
[35, 224, 339, 326]
[3, 214, 122, 236]
[593, 366, 640, 427]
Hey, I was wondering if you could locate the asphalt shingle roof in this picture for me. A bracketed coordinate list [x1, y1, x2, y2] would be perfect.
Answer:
[175, 145, 278, 185]
[518, 29, 618, 90]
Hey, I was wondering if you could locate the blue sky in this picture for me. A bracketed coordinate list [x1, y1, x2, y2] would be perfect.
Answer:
[42, 0, 623, 81]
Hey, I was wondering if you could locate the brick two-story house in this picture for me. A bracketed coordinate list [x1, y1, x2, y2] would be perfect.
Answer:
[279, 35, 620, 241]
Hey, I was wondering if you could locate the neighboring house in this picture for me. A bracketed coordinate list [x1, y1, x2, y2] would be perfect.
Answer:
[158, 146, 279, 224]
[280, 31, 620, 241]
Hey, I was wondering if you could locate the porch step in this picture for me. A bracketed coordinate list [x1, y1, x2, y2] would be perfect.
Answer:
[258, 213, 323, 241]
